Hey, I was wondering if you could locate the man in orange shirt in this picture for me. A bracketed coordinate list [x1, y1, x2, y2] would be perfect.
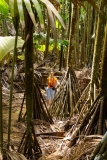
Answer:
[46, 71, 58, 106]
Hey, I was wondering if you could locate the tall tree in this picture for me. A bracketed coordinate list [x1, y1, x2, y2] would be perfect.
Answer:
[89, 0, 106, 102]
[67, 3, 78, 70]
[24, 2, 34, 153]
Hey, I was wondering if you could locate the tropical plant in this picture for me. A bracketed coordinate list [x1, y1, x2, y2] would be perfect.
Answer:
[0, 36, 23, 149]
[0, 36, 23, 62]
[3, 0, 66, 159]
[0, 0, 8, 16]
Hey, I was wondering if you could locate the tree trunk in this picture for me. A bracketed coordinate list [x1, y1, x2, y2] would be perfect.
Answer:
[44, 17, 50, 58]
[89, 0, 106, 102]
[24, 4, 34, 143]
[67, 4, 78, 71]
[100, 22, 107, 97]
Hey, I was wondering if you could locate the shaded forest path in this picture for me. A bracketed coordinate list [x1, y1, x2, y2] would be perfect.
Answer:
[2, 64, 92, 159]
[3, 89, 68, 159]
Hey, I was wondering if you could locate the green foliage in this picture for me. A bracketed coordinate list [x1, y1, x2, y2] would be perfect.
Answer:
[32, 0, 44, 28]
[0, 36, 24, 62]
[80, 7, 85, 21]
[0, 0, 9, 16]
[8, 0, 66, 34]
[55, 20, 61, 29]
[57, 39, 68, 46]
[37, 44, 54, 52]
[17, 55, 25, 60]
[33, 32, 68, 52]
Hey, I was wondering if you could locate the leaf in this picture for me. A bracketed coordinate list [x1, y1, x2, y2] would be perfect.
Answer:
[17, 152, 27, 160]
[23, 0, 36, 28]
[37, 44, 45, 51]
[35, 131, 65, 137]
[17, 55, 25, 60]
[40, 0, 66, 29]
[55, 20, 61, 29]
[0, 36, 24, 62]
[0, 0, 9, 16]
[37, 44, 54, 52]
[9, 0, 18, 17]
[17, 0, 25, 28]
[47, 7, 57, 44]
[32, 0, 44, 28]
[6, 150, 27, 160]
[57, 39, 68, 46]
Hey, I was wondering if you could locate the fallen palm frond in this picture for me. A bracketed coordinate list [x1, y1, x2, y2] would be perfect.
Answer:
[62, 135, 102, 160]
[70, 82, 90, 117]
[2, 149, 27, 160]
[35, 131, 65, 138]
[90, 131, 107, 160]
[39, 135, 102, 160]
[49, 69, 81, 118]
[67, 95, 107, 148]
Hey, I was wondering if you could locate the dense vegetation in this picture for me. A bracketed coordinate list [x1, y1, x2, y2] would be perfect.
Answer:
[0, 0, 107, 159]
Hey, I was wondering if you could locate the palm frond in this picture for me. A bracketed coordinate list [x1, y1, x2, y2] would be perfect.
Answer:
[41, 0, 66, 29]
[9, 0, 18, 17]
[0, 36, 24, 62]
[47, 7, 57, 44]
[32, 0, 44, 28]
[23, 0, 37, 28]
[4, 150, 27, 160]
[17, 0, 25, 28]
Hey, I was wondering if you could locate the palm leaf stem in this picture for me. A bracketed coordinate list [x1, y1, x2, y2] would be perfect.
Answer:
[7, 18, 18, 146]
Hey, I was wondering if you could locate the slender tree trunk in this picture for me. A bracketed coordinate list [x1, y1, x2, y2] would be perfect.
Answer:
[89, 0, 106, 102]
[100, 22, 107, 97]
[8, 16, 19, 145]
[66, 0, 71, 39]
[86, 4, 93, 66]
[44, 17, 50, 58]
[82, 15, 87, 67]
[67, 4, 78, 71]
[24, 4, 34, 147]
[75, 7, 79, 68]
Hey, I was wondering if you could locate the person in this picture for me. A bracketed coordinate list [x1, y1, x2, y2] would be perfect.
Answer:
[46, 71, 58, 106]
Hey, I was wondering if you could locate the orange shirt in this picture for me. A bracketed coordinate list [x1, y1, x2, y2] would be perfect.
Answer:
[47, 76, 57, 88]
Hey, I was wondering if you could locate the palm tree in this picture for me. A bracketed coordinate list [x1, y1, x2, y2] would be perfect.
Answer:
[89, 0, 106, 102]
[3, 0, 65, 159]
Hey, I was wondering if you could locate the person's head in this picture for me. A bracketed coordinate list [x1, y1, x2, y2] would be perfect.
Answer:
[50, 71, 54, 77]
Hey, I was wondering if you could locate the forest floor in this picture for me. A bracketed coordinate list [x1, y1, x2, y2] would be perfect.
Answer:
[3, 88, 69, 159]
[2, 66, 91, 159]
[3, 90, 26, 150]
[3, 89, 69, 159]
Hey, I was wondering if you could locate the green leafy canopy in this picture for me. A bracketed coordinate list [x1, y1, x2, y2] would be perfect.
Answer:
[0, 0, 9, 16]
